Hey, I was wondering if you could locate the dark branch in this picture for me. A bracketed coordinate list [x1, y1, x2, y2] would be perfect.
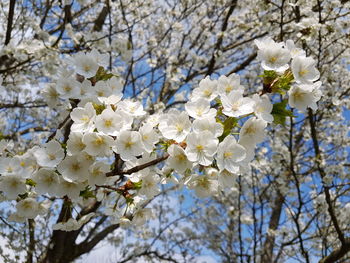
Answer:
[5, 0, 16, 45]
[106, 154, 169, 177]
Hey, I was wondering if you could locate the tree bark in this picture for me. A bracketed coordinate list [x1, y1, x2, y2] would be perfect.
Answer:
[261, 193, 285, 263]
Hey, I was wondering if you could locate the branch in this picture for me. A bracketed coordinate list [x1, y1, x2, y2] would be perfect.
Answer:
[0, 102, 47, 109]
[5, 0, 16, 45]
[39, 0, 53, 29]
[3, 127, 51, 140]
[261, 192, 285, 263]
[106, 154, 169, 177]
[93, 4, 109, 32]
[118, 250, 179, 263]
[51, 4, 72, 47]
[206, 0, 238, 76]
[319, 239, 350, 263]
[26, 219, 35, 263]
[45, 114, 71, 143]
[308, 109, 345, 244]
[74, 185, 178, 261]
[74, 223, 120, 258]
[0, 58, 32, 74]
[226, 52, 257, 76]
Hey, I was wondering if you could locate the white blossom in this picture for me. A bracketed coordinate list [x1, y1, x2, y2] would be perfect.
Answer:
[185, 131, 218, 166]
[286, 40, 306, 58]
[191, 76, 218, 101]
[88, 161, 110, 187]
[57, 154, 91, 182]
[117, 100, 146, 117]
[132, 208, 153, 226]
[188, 175, 218, 198]
[52, 213, 95, 231]
[185, 98, 217, 120]
[139, 124, 159, 153]
[82, 133, 115, 156]
[0, 175, 26, 199]
[138, 173, 160, 198]
[288, 81, 322, 111]
[255, 37, 291, 72]
[33, 140, 64, 168]
[158, 109, 191, 142]
[56, 179, 86, 200]
[33, 168, 60, 195]
[239, 117, 267, 146]
[0, 157, 23, 176]
[167, 144, 192, 173]
[217, 74, 244, 96]
[192, 118, 223, 138]
[71, 51, 99, 78]
[16, 198, 43, 219]
[216, 136, 246, 173]
[70, 102, 96, 132]
[252, 94, 273, 123]
[56, 77, 81, 99]
[66, 132, 86, 156]
[114, 130, 144, 161]
[291, 56, 320, 84]
[221, 91, 255, 117]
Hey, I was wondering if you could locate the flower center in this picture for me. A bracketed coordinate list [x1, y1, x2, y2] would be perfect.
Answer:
[94, 137, 104, 146]
[81, 115, 90, 123]
[176, 154, 186, 161]
[232, 102, 240, 111]
[71, 163, 81, 171]
[293, 90, 306, 100]
[269, 56, 277, 63]
[299, 69, 309, 76]
[84, 65, 91, 72]
[196, 145, 204, 151]
[225, 85, 233, 93]
[224, 152, 233, 158]
[63, 85, 72, 92]
[244, 125, 256, 135]
[175, 124, 184, 132]
[125, 141, 134, 149]
[104, 119, 113, 128]
[203, 89, 212, 97]
[48, 154, 56, 160]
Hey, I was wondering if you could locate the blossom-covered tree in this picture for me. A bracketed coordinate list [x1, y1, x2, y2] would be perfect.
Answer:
[0, 0, 349, 263]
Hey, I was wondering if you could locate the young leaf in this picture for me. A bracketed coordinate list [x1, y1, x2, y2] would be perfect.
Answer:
[271, 100, 294, 126]
[218, 117, 237, 142]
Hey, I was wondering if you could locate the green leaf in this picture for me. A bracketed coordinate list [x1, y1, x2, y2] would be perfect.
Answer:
[25, 179, 36, 187]
[80, 187, 96, 199]
[271, 100, 294, 126]
[272, 71, 294, 94]
[125, 196, 134, 204]
[93, 103, 106, 115]
[133, 181, 142, 190]
[260, 70, 294, 95]
[159, 140, 174, 151]
[262, 70, 278, 79]
[218, 117, 237, 142]
[95, 67, 114, 81]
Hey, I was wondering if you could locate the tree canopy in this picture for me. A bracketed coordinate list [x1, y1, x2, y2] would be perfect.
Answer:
[0, 0, 349, 263]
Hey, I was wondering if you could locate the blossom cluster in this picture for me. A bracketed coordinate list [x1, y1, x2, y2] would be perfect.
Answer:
[255, 38, 322, 111]
[0, 38, 321, 230]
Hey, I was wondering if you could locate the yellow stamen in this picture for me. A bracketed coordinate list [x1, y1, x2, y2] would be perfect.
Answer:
[104, 119, 113, 127]
[196, 145, 204, 151]
[224, 152, 233, 158]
